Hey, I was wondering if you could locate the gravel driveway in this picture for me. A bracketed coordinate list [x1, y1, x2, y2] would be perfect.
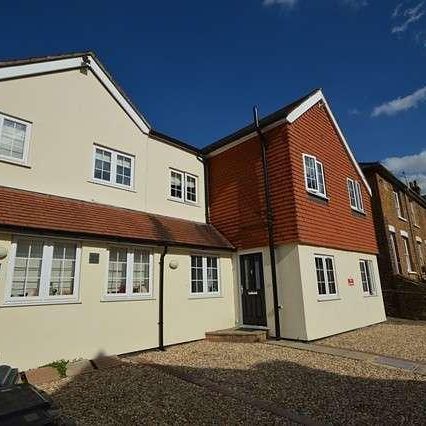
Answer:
[317, 319, 426, 363]
[40, 340, 426, 425]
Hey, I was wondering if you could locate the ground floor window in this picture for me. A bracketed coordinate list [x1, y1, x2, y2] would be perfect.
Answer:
[106, 247, 153, 299]
[314, 255, 338, 299]
[359, 259, 376, 296]
[401, 235, 414, 273]
[6, 237, 81, 304]
[190, 255, 220, 296]
[389, 231, 401, 274]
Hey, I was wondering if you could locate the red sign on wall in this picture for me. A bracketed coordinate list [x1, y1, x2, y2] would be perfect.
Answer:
[348, 278, 354, 286]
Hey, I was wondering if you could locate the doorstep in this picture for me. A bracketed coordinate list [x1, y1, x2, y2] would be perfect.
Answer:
[206, 327, 268, 343]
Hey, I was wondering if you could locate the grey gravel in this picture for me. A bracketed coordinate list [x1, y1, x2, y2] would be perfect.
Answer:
[132, 341, 426, 425]
[317, 319, 426, 363]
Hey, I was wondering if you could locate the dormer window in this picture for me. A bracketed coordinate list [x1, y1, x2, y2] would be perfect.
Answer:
[0, 113, 31, 164]
[303, 154, 326, 198]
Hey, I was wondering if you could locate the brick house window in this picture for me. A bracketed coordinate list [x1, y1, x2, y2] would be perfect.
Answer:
[411, 202, 419, 227]
[400, 232, 414, 273]
[347, 178, 364, 213]
[393, 191, 406, 220]
[389, 230, 401, 274]
[5, 237, 81, 305]
[359, 259, 376, 296]
[303, 154, 326, 198]
[314, 255, 338, 299]
[416, 238, 424, 268]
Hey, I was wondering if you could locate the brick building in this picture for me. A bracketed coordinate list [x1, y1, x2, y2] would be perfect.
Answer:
[361, 163, 426, 319]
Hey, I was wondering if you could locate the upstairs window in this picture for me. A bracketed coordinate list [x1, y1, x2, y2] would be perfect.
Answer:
[389, 229, 402, 274]
[393, 191, 405, 220]
[347, 178, 364, 213]
[169, 169, 198, 204]
[315, 255, 337, 299]
[359, 259, 376, 296]
[401, 233, 414, 273]
[411, 202, 419, 227]
[0, 114, 31, 164]
[6, 238, 81, 305]
[303, 154, 326, 198]
[93, 145, 134, 189]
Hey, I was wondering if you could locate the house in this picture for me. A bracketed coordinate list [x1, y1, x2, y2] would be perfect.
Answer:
[0, 52, 385, 370]
[360, 163, 426, 320]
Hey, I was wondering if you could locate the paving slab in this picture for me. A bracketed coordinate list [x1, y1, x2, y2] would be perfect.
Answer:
[26, 366, 60, 385]
[372, 356, 418, 372]
[66, 359, 94, 377]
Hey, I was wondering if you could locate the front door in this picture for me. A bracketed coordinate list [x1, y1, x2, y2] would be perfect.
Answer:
[240, 253, 267, 326]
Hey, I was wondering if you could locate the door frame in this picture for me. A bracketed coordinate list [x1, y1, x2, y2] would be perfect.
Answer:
[237, 249, 268, 328]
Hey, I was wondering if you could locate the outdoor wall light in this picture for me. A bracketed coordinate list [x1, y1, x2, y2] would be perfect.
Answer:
[0, 245, 8, 260]
[169, 260, 179, 270]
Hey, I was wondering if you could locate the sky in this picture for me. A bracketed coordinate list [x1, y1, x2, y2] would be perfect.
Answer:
[1, 0, 425, 189]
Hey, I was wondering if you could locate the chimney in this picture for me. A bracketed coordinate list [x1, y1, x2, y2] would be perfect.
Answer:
[409, 180, 421, 195]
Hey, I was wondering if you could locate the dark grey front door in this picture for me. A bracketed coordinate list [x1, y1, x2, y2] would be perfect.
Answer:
[240, 253, 267, 326]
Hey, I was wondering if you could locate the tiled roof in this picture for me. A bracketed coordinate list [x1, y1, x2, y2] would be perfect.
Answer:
[0, 186, 234, 250]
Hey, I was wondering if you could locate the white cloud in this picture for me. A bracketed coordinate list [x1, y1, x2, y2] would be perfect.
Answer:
[392, 2, 425, 33]
[342, 0, 369, 8]
[263, 0, 298, 7]
[348, 108, 361, 115]
[371, 86, 426, 117]
[382, 150, 426, 193]
[392, 3, 403, 18]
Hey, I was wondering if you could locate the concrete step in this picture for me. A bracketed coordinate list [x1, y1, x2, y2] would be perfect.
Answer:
[206, 327, 268, 343]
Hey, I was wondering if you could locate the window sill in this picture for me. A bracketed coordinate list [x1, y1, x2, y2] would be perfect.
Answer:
[189, 293, 222, 300]
[0, 156, 31, 168]
[307, 191, 329, 202]
[363, 293, 378, 298]
[398, 216, 407, 222]
[167, 197, 200, 207]
[351, 207, 366, 216]
[101, 295, 155, 302]
[414, 224, 421, 229]
[88, 179, 136, 193]
[408, 271, 418, 275]
[317, 296, 341, 302]
[2, 299, 81, 307]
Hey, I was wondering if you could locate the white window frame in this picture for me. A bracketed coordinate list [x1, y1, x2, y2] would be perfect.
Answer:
[314, 254, 339, 301]
[303, 154, 327, 199]
[347, 178, 364, 213]
[169, 168, 198, 205]
[411, 202, 419, 227]
[0, 113, 32, 166]
[359, 259, 376, 296]
[388, 228, 401, 274]
[189, 255, 221, 298]
[4, 237, 81, 306]
[393, 191, 406, 221]
[400, 231, 415, 273]
[103, 246, 154, 301]
[416, 237, 424, 267]
[92, 145, 135, 190]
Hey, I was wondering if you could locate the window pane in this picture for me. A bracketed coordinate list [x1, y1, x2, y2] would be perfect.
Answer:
[191, 255, 204, 293]
[315, 257, 326, 295]
[11, 240, 43, 297]
[108, 248, 127, 294]
[348, 179, 357, 208]
[325, 258, 336, 294]
[171, 171, 183, 199]
[0, 118, 27, 160]
[49, 243, 77, 296]
[304, 156, 318, 191]
[133, 250, 150, 294]
[206, 257, 219, 293]
[94, 148, 112, 182]
[359, 260, 369, 293]
[116, 154, 132, 186]
[316, 162, 325, 195]
[186, 175, 197, 203]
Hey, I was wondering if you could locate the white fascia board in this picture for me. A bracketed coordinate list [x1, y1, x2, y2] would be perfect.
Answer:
[0, 55, 150, 134]
[288, 90, 372, 196]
